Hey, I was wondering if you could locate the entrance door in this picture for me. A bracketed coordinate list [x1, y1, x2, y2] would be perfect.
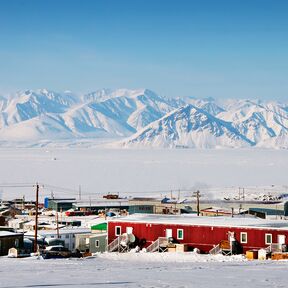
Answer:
[278, 235, 286, 251]
[278, 235, 286, 244]
[166, 229, 172, 238]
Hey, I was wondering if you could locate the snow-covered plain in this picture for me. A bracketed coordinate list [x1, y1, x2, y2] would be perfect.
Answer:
[0, 148, 287, 200]
[0, 253, 288, 288]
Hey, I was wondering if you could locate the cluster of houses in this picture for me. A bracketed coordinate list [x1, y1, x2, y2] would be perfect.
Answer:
[1, 194, 288, 260]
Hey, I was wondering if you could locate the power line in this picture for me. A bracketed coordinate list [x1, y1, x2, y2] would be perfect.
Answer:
[0, 184, 34, 188]
[0, 182, 286, 200]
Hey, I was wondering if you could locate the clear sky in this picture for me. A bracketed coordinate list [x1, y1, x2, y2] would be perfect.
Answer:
[0, 0, 287, 100]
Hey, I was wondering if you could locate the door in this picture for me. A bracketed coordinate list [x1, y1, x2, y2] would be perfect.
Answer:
[278, 235, 286, 244]
[278, 235, 286, 251]
[166, 229, 172, 238]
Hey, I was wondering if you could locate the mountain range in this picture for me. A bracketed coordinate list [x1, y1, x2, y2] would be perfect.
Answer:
[0, 88, 287, 148]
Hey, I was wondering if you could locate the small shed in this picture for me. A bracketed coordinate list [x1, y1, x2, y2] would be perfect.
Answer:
[248, 208, 284, 219]
[75, 233, 107, 253]
[48, 198, 76, 212]
[0, 231, 24, 256]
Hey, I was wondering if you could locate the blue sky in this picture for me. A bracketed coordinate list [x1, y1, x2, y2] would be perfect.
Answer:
[0, 0, 287, 100]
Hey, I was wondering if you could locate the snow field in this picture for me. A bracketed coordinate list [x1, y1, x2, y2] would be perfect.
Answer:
[0, 253, 287, 288]
[0, 148, 287, 200]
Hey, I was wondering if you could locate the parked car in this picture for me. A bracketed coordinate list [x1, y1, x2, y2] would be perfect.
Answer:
[43, 245, 83, 259]
[43, 245, 72, 259]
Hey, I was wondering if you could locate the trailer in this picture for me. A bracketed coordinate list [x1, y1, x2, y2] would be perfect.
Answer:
[107, 214, 288, 254]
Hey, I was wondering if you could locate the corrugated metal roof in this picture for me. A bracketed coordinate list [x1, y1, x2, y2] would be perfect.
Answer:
[74, 199, 128, 208]
[0, 231, 22, 237]
[25, 227, 91, 236]
[108, 213, 288, 230]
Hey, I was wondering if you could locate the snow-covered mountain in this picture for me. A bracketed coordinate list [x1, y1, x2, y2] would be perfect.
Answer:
[218, 100, 288, 148]
[0, 88, 180, 143]
[123, 98, 288, 149]
[122, 104, 254, 148]
[183, 96, 225, 116]
[0, 88, 287, 148]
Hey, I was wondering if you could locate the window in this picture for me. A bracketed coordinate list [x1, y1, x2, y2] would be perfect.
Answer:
[115, 226, 121, 236]
[240, 232, 247, 244]
[177, 229, 184, 240]
[95, 240, 99, 248]
[265, 234, 272, 245]
[65, 234, 69, 239]
[15, 239, 19, 248]
[50, 235, 54, 238]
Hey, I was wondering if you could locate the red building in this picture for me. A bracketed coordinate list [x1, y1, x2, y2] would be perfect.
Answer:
[108, 214, 288, 253]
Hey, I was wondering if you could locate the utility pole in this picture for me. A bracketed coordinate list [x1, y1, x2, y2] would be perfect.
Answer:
[79, 185, 82, 200]
[60, 208, 63, 223]
[56, 211, 60, 238]
[34, 183, 39, 253]
[193, 190, 201, 216]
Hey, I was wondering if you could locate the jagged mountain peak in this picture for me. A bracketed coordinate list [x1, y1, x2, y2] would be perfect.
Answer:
[82, 88, 163, 103]
[184, 97, 225, 116]
[122, 104, 253, 148]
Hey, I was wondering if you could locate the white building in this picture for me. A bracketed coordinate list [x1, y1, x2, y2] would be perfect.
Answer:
[25, 227, 91, 251]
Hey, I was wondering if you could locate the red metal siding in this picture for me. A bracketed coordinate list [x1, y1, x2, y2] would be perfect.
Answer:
[108, 221, 288, 253]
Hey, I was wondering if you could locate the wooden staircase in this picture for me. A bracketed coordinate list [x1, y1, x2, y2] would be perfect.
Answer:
[146, 237, 169, 253]
[209, 240, 232, 255]
[107, 235, 129, 253]
[265, 243, 285, 253]
[209, 244, 222, 255]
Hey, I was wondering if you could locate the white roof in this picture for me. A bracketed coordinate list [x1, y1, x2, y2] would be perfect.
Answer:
[25, 227, 91, 236]
[109, 214, 288, 230]
[201, 207, 234, 213]
[75, 199, 128, 207]
[0, 230, 22, 237]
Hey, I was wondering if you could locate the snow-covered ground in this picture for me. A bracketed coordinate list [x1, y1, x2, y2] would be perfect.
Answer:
[1, 148, 288, 287]
[0, 148, 287, 201]
[0, 253, 288, 288]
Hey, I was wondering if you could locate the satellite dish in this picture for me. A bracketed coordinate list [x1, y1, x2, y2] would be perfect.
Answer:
[120, 233, 129, 246]
[128, 233, 136, 243]
[120, 233, 136, 246]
